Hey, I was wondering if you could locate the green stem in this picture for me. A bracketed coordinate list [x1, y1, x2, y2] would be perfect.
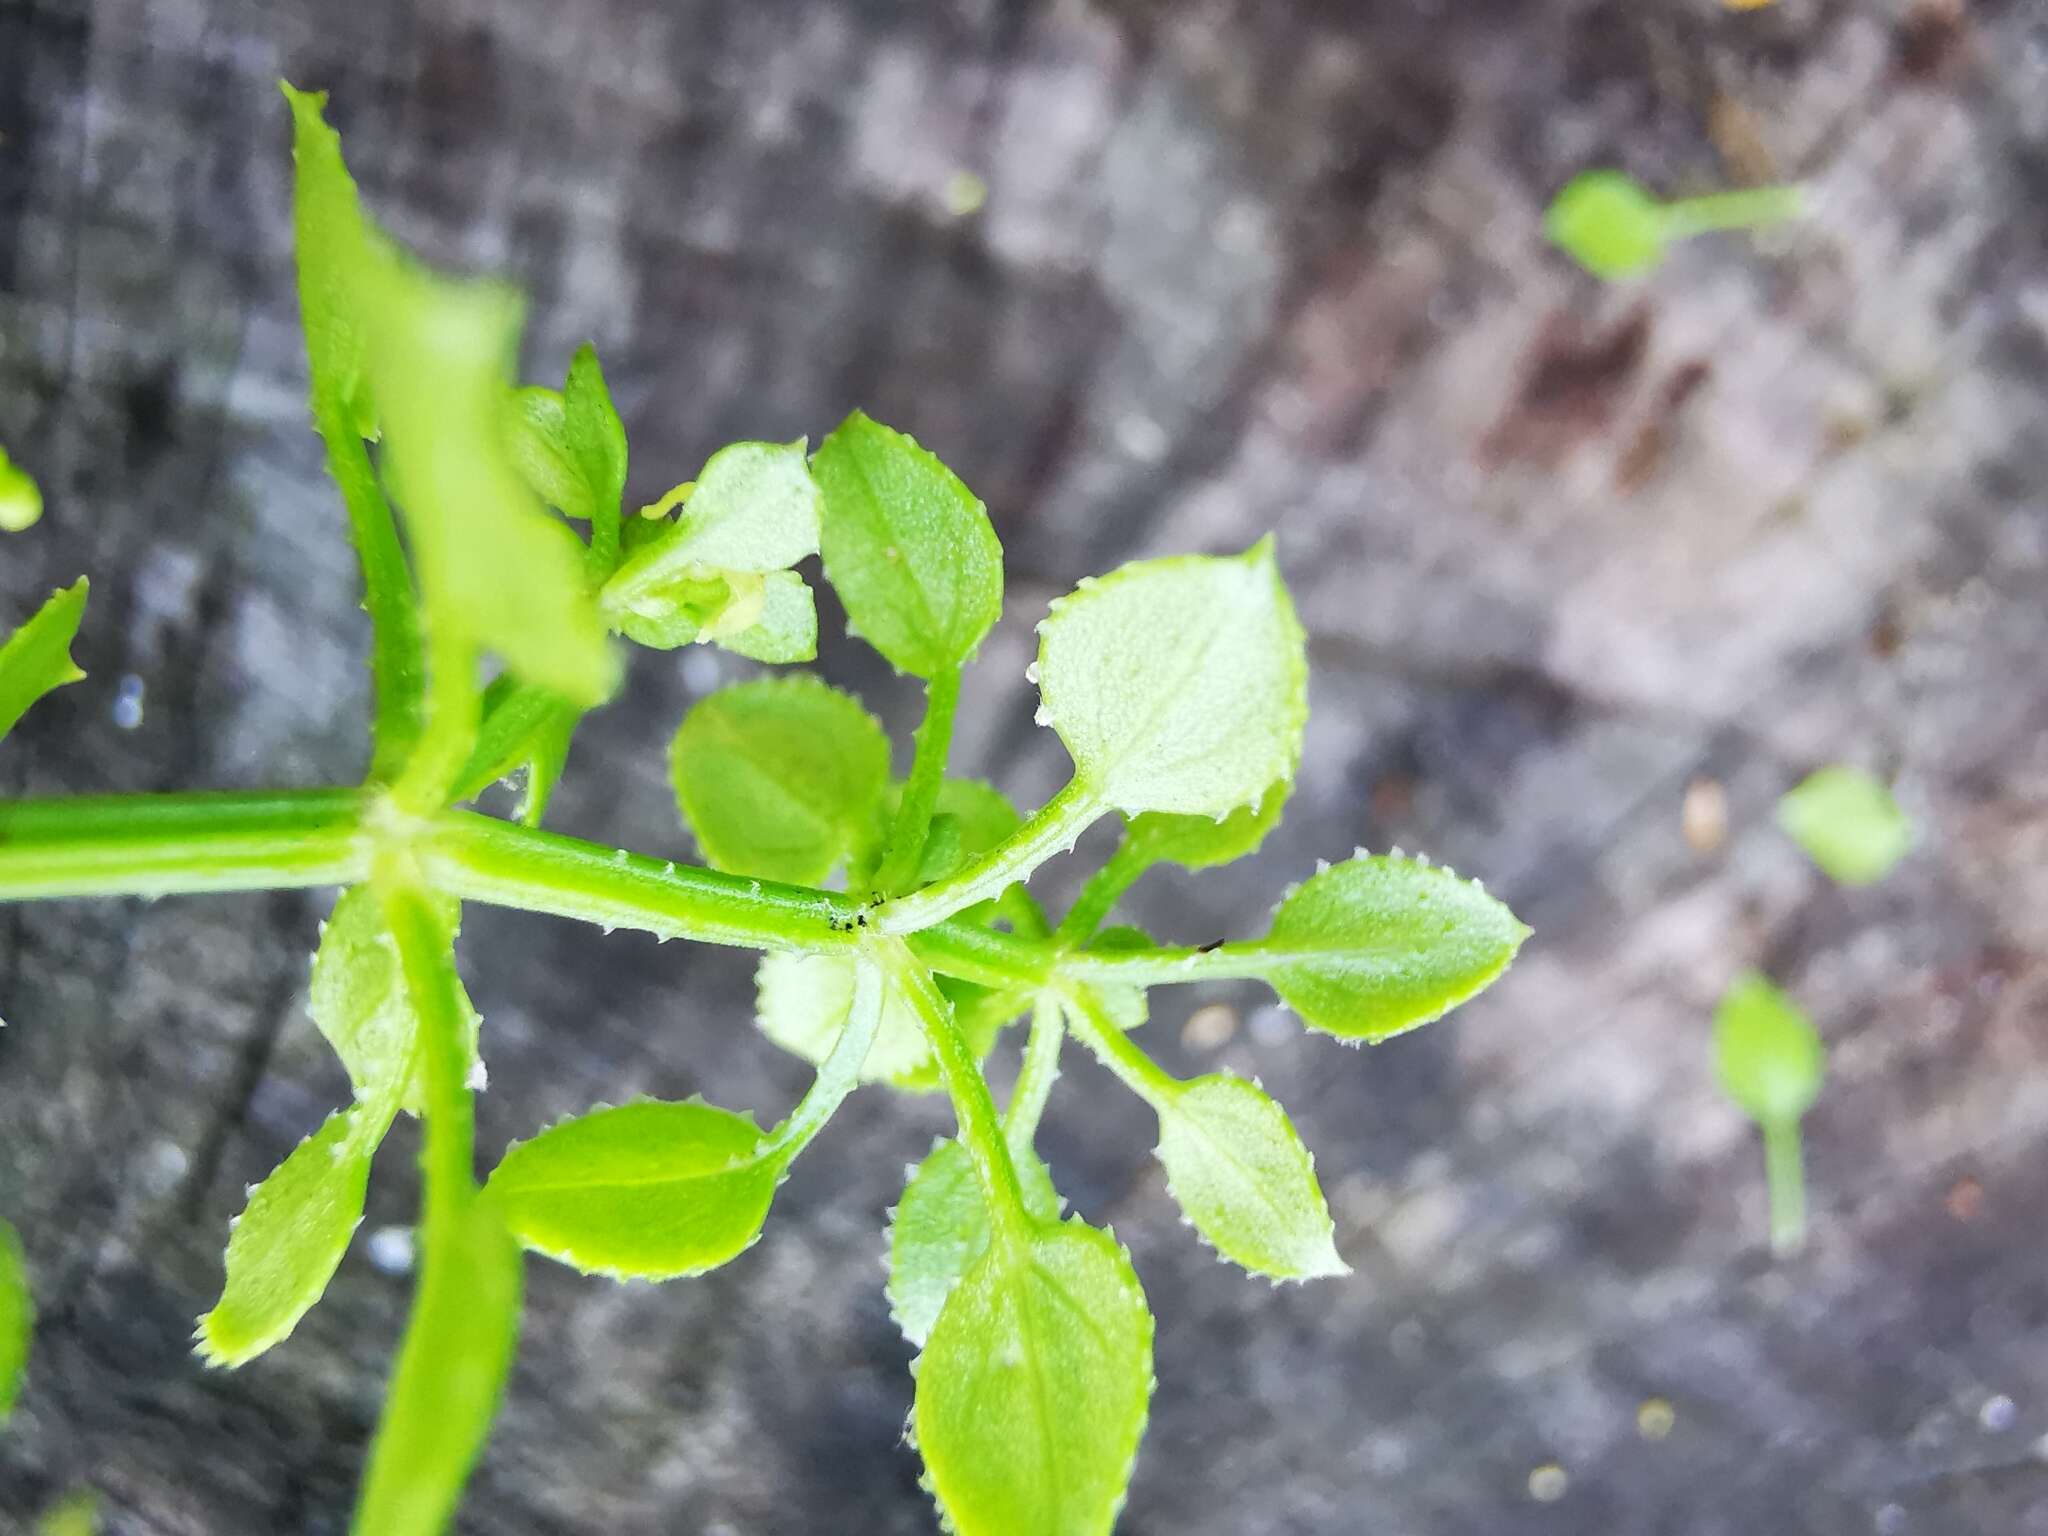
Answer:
[1658, 185, 1803, 241]
[1003, 1003, 1065, 1155]
[1059, 983, 1181, 1111]
[871, 935, 1029, 1242]
[449, 678, 574, 806]
[0, 789, 370, 898]
[874, 776, 1102, 935]
[374, 862, 477, 1217]
[1761, 1118, 1807, 1258]
[765, 960, 884, 1162]
[1053, 830, 1152, 947]
[872, 667, 961, 898]
[393, 630, 480, 817]
[314, 401, 424, 783]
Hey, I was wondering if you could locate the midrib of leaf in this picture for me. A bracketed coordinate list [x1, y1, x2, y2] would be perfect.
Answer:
[1165, 1100, 1299, 1234]
[491, 1157, 766, 1197]
[846, 454, 949, 646]
[696, 711, 840, 856]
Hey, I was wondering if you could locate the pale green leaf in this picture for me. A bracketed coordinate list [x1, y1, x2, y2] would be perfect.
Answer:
[312, 885, 480, 1119]
[714, 569, 818, 663]
[502, 387, 590, 520]
[485, 1100, 780, 1279]
[279, 85, 379, 440]
[563, 343, 626, 554]
[1153, 1075, 1344, 1280]
[915, 1221, 1154, 1536]
[602, 439, 818, 639]
[812, 412, 1003, 678]
[0, 1218, 29, 1422]
[1544, 170, 1667, 279]
[1127, 776, 1293, 873]
[754, 953, 1008, 1092]
[196, 1102, 389, 1366]
[887, 1139, 1061, 1348]
[1263, 855, 1528, 1040]
[0, 446, 43, 532]
[1713, 971, 1824, 1127]
[1035, 540, 1305, 819]
[669, 675, 890, 885]
[351, 1197, 522, 1536]
[0, 578, 88, 742]
[356, 237, 615, 707]
[1777, 766, 1913, 887]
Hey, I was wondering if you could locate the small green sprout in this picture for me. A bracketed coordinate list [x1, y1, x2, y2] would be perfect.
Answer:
[1713, 971, 1826, 1257]
[1777, 765, 1914, 886]
[36, 1490, 100, 1536]
[0, 1218, 28, 1423]
[1545, 169, 1803, 279]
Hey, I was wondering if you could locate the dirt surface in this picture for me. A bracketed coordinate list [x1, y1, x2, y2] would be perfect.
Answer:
[4, 0, 2048, 1531]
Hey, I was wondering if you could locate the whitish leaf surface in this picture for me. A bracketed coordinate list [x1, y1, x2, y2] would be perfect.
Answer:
[1154, 1076, 1344, 1280]
[669, 675, 890, 884]
[1263, 856, 1528, 1040]
[1777, 766, 1913, 887]
[813, 412, 1003, 678]
[887, 1138, 1061, 1348]
[915, 1221, 1154, 1536]
[0, 579, 87, 742]
[755, 954, 1008, 1092]
[1035, 542, 1305, 819]
[486, 1100, 779, 1278]
[714, 569, 817, 663]
[1714, 972, 1825, 1127]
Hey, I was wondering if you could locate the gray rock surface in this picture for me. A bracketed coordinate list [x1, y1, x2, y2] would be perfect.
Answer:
[5, 0, 2048, 1531]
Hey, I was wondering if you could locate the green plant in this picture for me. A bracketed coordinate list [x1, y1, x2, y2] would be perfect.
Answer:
[1545, 169, 1802, 279]
[0, 87, 1530, 1535]
[1713, 971, 1826, 1256]
[0, 446, 42, 534]
[1778, 764, 1914, 886]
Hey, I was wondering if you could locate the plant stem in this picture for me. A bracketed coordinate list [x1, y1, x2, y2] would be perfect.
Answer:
[312, 400, 425, 783]
[449, 678, 573, 805]
[872, 935, 1029, 1242]
[1761, 1118, 1807, 1258]
[374, 861, 476, 1219]
[393, 631, 480, 816]
[1059, 984, 1181, 1110]
[872, 666, 961, 897]
[0, 789, 370, 898]
[1658, 185, 1803, 241]
[1003, 1002, 1064, 1155]
[766, 960, 884, 1161]
[1053, 831, 1151, 947]
[873, 775, 1102, 935]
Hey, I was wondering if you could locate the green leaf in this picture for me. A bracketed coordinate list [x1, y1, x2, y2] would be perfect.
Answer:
[351, 1196, 522, 1536]
[1127, 776, 1293, 873]
[1777, 765, 1913, 887]
[1263, 855, 1528, 1040]
[563, 344, 626, 567]
[888, 1139, 1061, 1348]
[1082, 926, 1152, 1033]
[502, 387, 590, 520]
[312, 885, 480, 1119]
[0, 446, 44, 532]
[915, 1221, 1154, 1536]
[0, 578, 87, 742]
[354, 225, 614, 708]
[0, 1218, 29, 1422]
[602, 440, 819, 638]
[669, 675, 890, 885]
[713, 569, 818, 664]
[1544, 170, 1668, 279]
[196, 1101, 391, 1366]
[1153, 1075, 1344, 1280]
[812, 412, 1003, 678]
[35, 1490, 99, 1536]
[1713, 971, 1824, 1127]
[1035, 540, 1305, 819]
[485, 1100, 780, 1279]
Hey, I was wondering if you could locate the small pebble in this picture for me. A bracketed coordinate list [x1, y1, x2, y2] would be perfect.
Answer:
[1181, 1004, 1239, 1051]
[1682, 776, 1728, 853]
[112, 674, 146, 731]
[1637, 1397, 1676, 1441]
[1873, 1503, 1906, 1535]
[1945, 1177, 1983, 1222]
[941, 169, 987, 217]
[1527, 1463, 1568, 1503]
[1249, 1005, 1292, 1047]
[1979, 1394, 2016, 1433]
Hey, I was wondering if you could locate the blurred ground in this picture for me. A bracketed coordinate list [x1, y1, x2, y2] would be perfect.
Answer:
[4, 0, 2048, 1531]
